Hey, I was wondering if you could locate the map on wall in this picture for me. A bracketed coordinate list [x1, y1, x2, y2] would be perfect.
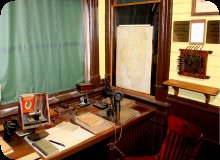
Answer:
[116, 25, 153, 94]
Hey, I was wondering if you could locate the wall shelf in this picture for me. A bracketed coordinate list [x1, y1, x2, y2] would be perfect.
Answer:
[163, 79, 219, 104]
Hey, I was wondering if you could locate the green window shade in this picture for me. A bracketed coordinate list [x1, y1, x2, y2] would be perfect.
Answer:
[0, 0, 85, 104]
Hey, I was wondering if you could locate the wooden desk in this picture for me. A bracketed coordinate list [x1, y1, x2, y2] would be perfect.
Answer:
[5, 104, 155, 160]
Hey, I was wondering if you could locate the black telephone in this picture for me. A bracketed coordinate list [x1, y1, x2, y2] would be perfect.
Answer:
[100, 77, 124, 121]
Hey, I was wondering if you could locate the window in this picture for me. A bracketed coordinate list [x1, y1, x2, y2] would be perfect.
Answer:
[0, 0, 85, 104]
[110, 1, 159, 96]
[105, 0, 172, 101]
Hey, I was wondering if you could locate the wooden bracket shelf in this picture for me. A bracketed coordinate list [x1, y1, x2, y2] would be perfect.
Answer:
[163, 79, 220, 104]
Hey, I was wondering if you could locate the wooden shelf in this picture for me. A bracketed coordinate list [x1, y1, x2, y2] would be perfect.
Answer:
[163, 79, 220, 104]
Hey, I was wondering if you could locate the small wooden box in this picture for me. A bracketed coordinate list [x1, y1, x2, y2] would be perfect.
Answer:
[76, 83, 95, 93]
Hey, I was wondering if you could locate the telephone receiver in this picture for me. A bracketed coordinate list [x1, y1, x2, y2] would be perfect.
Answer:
[113, 90, 124, 102]
[106, 90, 124, 120]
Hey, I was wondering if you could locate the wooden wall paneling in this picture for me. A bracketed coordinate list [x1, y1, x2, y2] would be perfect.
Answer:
[108, 116, 161, 160]
[105, 0, 112, 79]
[155, 0, 173, 102]
[167, 95, 219, 142]
[199, 139, 220, 160]
[87, 0, 100, 86]
[64, 138, 110, 160]
[64, 108, 166, 160]
[167, 95, 220, 159]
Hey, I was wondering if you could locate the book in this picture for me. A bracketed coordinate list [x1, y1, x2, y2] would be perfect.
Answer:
[0, 136, 13, 155]
[74, 112, 114, 134]
[32, 139, 59, 157]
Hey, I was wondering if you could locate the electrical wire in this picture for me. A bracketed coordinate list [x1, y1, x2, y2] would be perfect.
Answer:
[107, 121, 125, 157]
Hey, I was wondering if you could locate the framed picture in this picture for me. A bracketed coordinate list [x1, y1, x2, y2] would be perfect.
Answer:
[189, 19, 206, 45]
[191, 0, 219, 16]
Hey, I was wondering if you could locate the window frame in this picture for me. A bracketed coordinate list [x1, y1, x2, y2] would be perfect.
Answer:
[105, 0, 173, 102]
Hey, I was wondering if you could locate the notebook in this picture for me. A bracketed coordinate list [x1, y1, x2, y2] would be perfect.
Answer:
[32, 139, 59, 157]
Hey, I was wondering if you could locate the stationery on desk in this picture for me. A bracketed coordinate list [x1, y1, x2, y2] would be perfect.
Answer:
[24, 121, 94, 158]
[74, 98, 139, 134]
[48, 140, 65, 147]
[74, 112, 114, 134]
[32, 139, 59, 157]
[0, 136, 14, 155]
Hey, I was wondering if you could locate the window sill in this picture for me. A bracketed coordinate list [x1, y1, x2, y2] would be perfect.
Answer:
[0, 87, 103, 119]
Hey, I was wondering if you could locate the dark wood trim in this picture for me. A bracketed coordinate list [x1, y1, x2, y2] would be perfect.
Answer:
[167, 95, 219, 115]
[87, 0, 100, 86]
[0, 88, 76, 110]
[167, 95, 220, 144]
[109, 0, 116, 86]
[105, 0, 112, 78]
[155, 0, 173, 102]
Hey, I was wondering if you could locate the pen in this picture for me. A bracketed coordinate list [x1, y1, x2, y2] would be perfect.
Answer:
[49, 140, 65, 147]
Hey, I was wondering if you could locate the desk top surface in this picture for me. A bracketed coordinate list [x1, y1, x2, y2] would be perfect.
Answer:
[3, 104, 156, 160]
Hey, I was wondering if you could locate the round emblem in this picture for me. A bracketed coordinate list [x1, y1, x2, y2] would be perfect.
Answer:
[25, 100, 32, 109]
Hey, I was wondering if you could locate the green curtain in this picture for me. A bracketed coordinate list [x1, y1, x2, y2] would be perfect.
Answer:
[0, 0, 85, 104]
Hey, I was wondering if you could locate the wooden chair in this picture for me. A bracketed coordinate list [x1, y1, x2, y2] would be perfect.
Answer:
[124, 115, 204, 160]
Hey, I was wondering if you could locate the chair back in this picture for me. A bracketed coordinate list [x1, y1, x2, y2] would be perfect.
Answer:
[159, 115, 204, 160]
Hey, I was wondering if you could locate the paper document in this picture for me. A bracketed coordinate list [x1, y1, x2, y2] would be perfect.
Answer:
[74, 112, 114, 134]
[32, 139, 59, 157]
[24, 122, 94, 158]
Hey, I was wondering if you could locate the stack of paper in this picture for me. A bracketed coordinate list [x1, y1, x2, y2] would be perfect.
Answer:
[24, 121, 94, 158]
[74, 112, 114, 134]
